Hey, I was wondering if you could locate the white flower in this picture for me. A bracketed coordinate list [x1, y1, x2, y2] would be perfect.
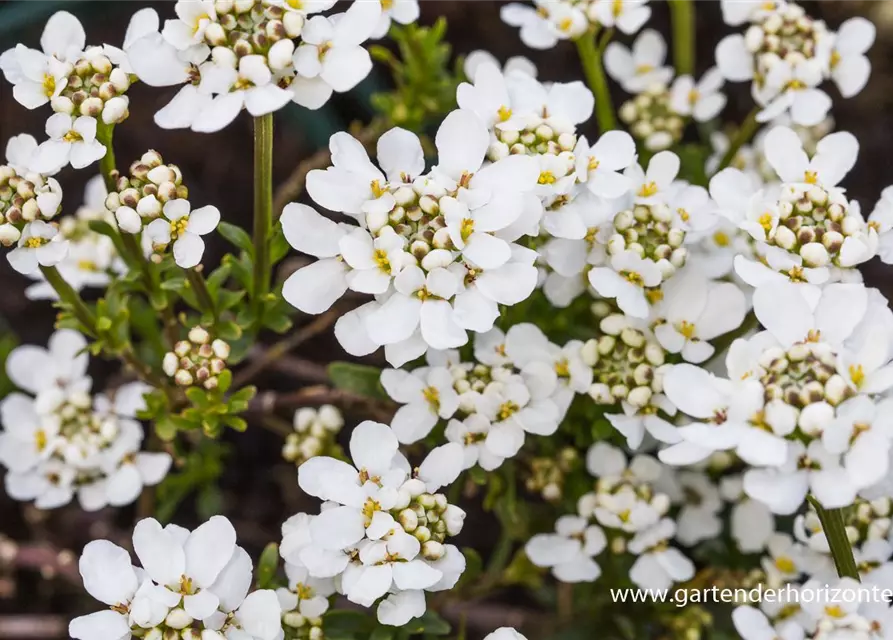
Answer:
[591, 0, 651, 35]
[654, 272, 748, 363]
[719, 476, 775, 553]
[672, 471, 723, 546]
[829, 17, 875, 99]
[525, 515, 605, 583]
[604, 29, 673, 93]
[755, 59, 831, 127]
[380, 367, 460, 444]
[291, 1, 383, 109]
[762, 126, 858, 190]
[7, 220, 69, 275]
[588, 251, 662, 319]
[145, 199, 220, 268]
[191, 56, 293, 133]
[822, 396, 893, 490]
[484, 629, 528, 640]
[627, 519, 694, 590]
[70, 516, 282, 639]
[499, 3, 569, 50]
[445, 415, 506, 471]
[1, 45, 70, 109]
[371, 0, 420, 39]
[5, 328, 90, 399]
[669, 68, 727, 122]
[573, 131, 636, 199]
[463, 50, 536, 82]
[732, 605, 805, 640]
[31, 114, 106, 174]
[626, 150, 680, 204]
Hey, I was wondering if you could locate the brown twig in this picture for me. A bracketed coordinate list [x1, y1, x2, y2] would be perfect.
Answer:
[232, 310, 340, 388]
[272, 120, 385, 216]
[0, 615, 68, 638]
[248, 386, 396, 422]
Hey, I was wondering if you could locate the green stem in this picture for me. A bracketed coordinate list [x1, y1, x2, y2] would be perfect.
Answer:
[185, 267, 216, 320]
[40, 265, 96, 332]
[716, 106, 760, 173]
[669, 0, 695, 77]
[575, 30, 616, 132]
[95, 122, 117, 192]
[252, 113, 274, 318]
[809, 497, 860, 580]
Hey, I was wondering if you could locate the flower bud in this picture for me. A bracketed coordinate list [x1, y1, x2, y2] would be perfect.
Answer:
[268, 39, 296, 71]
[165, 608, 193, 629]
[102, 96, 129, 125]
[80, 96, 104, 118]
[189, 326, 211, 344]
[163, 352, 179, 376]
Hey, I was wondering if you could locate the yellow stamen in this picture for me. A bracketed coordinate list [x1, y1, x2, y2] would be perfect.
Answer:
[645, 289, 663, 304]
[713, 231, 730, 247]
[635, 64, 654, 75]
[758, 212, 774, 231]
[587, 157, 600, 171]
[538, 171, 556, 185]
[460, 218, 474, 242]
[824, 605, 845, 619]
[638, 182, 658, 197]
[370, 180, 387, 198]
[63, 130, 83, 143]
[558, 17, 573, 32]
[77, 259, 98, 271]
[804, 171, 818, 185]
[678, 321, 695, 339]
[35, 429, 47, 451]
[497, 105, 512, 122]
[612, 0, 624, 17]
[169, 218, 189, 239]
[373, 248, 391, 273]
[775, 556, 796, 574]
[497, 401, 520, 421]
[688, 88, 699, 105]
[554, 359, 570, 378]
[849, 364, 865, 388]
[677, 207, 690, 222]
[830, 50, 841, 69]
[42, 73, 56, 98]
[24, 237, 45, 249]
[422, 386, 440, 411]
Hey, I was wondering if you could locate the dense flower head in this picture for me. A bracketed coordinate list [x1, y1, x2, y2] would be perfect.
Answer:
[288, 421, 467, 626]
[163, 326, 232, 389]
[282, 405, 344, 465]
[0, 330, 170, 511]
[618, 83, 684, 152]
[0, 136, 64, 248]
[69, 515, 282, 640]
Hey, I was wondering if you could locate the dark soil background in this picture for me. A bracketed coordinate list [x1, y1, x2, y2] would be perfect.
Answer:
[0, 1, 891, 637]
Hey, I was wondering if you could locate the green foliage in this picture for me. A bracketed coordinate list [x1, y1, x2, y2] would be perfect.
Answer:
[328, 361, 389, 400]
[369, 19, 461, 133]
[255, 543, 281, 589]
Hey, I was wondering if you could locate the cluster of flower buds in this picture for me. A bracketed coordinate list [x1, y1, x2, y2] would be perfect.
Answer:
[104, 150, 188, 234]
[281, 609, 324, 640]
[282, 405, 344, 465]
[201, 0, 303, 70]
[744, 3, 829, 82]
[619, 84, 684, 151]
[395, 481, 465, 561]
[365, 183, 451, 264]
[162, 326, 230, 389]
[51, 48, 131, 125]
[525, 447, 579, 502]
[0, 163, 63, 246]
[607, 203, 688, 280]
[582, 313, 667, 408]
[757, 341, 851, 409]
[769, 184, 876, 268]
[796, 497, 893, 552]
[489, 118, 577, 163]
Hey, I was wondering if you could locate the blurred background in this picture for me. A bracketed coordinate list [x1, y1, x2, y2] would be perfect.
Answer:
[0, 1, 891, 637]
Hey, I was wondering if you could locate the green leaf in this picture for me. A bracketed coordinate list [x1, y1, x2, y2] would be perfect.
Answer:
[328, 362, 387, 400]
[370, 627, 395, 640]
[228, 386, 256, 412]
[216, 320, 243, 341]
[223, 416, 247, 432]
[255, 543, 280, 589]
[269, 226, 291, 264]
[263, 310, 292, 333]
[400, 611, 450, 636]
[502, 548, 543, 590]
[206, 263, 232, 293]
[323, 610, 376, 640]
[186, 387, 210, 409]
[160, 277, 187, 291]
[218, 222, 253, 254]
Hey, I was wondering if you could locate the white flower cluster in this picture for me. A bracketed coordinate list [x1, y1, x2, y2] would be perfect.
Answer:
[0, 330, 170, 511]
[285, 421, 466, 626]
[712, 126, 877, 288]
[501, 0, 652, 49]
[716, 0, 874, 126]
[24, 176, 126, 300]
[69, 515, 282, 640]
[282, 404, 344, 465]
[281, 108, 544, 366]
[526, 442, 695, 591]
[126, 0, 397, 132]
[607, 30, 726, 151]
[163, 327, 232, 390]
[381, 324, 578, 468]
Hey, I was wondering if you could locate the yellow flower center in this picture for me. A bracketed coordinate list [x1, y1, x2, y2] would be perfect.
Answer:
[824, 605, 845, 619]
[77, 259, 98, 271]
[35, 429, 47, 451]
[612, 0, 624, 17]
[558, 17, 573, 32]
[638, 182, 658, 197]
[25, 237, 46, 249]
[645, 289, 663, 304]
[370, 180, 387, 198]
[42, 73, 56, 98]
[635, 64, 654, 75]
[179, 575, 195, 595]
[758, 212, 774, 231]
[192, 14, 210, 33]
[373, 248, 391, 273]
[170, 218, 189, 239]
[849, 364, 865, 388]
[677, 207, 690, 222]
[361, 497, 381, 521]
[381, 0, 394, 8]
[318, 41, 332, 59]
[422, 386, 440, 411]
[622, 270, 644, 286]
[786, 79, 806, 91]
[830, 50, 841, 69]
[804, 170, 818, 185]
[555, 359, 570, 378]
[587, 157, 600, 171]
[618, 509, 631, 523]
[460, 218, 474, 242]
[787, 266, 806, 282]
[286, 0, 303, 8]
[497, 106, 512, 122]
[713, 231, 730, 247]
[775, 556, 796, 574]
[497, 401, 520, 421]
[678, 321, 696, 339]
[538, 171, 556, 185]
[63, 130, 83, 143]
[688, 89, 699, 105]
[295, 583, 314, 599]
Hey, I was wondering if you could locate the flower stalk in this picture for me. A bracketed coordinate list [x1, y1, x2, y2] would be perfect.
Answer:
[185, 267, 216, 320]
[39, 264, 97, 332]
[95, 122, 118, 193]
[252, 113, 274, 318]
[669, 0, 695, 77]
[576, 30, 616, 133]
[809, 496, 860, 581]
